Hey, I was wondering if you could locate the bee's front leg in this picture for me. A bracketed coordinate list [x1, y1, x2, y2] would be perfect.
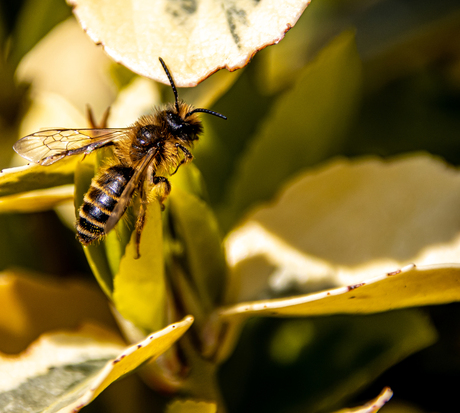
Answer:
[171, 143, 193, 175]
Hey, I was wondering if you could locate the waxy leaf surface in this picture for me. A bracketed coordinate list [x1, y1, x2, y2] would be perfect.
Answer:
[68, 0, 311, 86]
[0, 317, 193, 412]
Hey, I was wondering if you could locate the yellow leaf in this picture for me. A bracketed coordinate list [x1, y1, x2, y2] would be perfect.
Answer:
[0, 184, 73, 213]
[0, 161, 77, 198]
[84, 317, 194, 404]
[219, 264, 460, 319]
[113, 202, 166, 332]
[68, 0, 312, 86]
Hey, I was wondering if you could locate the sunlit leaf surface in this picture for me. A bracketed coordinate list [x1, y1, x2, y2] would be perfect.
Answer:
[0, 161, 77, 198]
[113, 202, 166, 333]
[0, 317, 193, 413]
[68, 0, 311, 86]
[213, 263, 451, 363]
[220, 264, 460, 319]
[226, 155, 460, 300]
[0, 184, 73, 213]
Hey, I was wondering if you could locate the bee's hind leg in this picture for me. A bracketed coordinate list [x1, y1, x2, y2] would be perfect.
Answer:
[134, 184, 149, 259]
[134, 203, 146, 259]
[152, 176, 171, 211]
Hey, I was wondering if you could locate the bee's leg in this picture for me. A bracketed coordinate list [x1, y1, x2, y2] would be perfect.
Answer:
[134, 184, 148, 259]
[171, 144, 193, 175]
[152, 176, 171, 211]
[134, 203, 146, 259]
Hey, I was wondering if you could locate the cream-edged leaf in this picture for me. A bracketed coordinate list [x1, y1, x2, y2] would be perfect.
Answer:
[0, 184, 73, 213]
[0, 324, 124, 413]
[226, 154, 460, 300]
[0, 161, 77, 198]
[220, 264, 460, 319]
[68, 0, 311, 86]
[211, 263, 454, 362]
[333, 387, 393, 413]
[0, 317, 193, 413]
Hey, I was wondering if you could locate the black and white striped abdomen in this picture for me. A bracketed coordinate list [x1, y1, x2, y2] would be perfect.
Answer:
[77, 165, 134, 245]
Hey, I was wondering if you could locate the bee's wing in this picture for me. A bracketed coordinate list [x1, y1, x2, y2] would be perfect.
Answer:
[13, 128, 130, 166]
[105, 146, 158, 233]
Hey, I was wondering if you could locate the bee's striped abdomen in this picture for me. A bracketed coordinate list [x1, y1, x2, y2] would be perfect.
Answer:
[77, 165, 134, 245]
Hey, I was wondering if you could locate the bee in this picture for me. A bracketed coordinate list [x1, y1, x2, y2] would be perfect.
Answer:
[13, 58, 227, 257]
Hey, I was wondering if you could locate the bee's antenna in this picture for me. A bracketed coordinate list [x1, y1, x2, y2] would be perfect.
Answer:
[159, 57, 180, 113]
[186, 108, 227, 120]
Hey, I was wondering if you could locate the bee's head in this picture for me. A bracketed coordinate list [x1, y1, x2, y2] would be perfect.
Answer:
[165, 110, 203, 141]
[159, 57, 226, 141]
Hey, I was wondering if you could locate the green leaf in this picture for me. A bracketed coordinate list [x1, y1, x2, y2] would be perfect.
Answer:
[104, 215, 133, 280]
[179, 68, 242, 111]
[221, 30, 362, 230]
[169, 185, 227, 311]
[113, 202, 166, 333]
[220, 311, 429, 413]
